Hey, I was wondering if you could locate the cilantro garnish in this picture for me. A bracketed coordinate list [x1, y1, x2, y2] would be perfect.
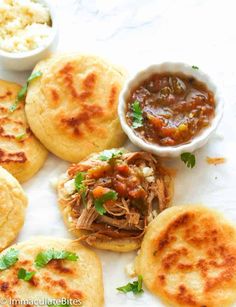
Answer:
[132, 100, 143, 129]
[9, 71, 42, 112]
[74, 172, 86, 191]
[15, 133, 27, 141]
[74, 172, 87, 205]
[0, 249, 19, 270]
[35, 249, 78, 269]
[181, 152, 196, 168]
[99, 149, 123, 162]
[192, 65, 199, 70]
[117, 275, 144, 295]
[18, 268, 36, 281]
[94, 190, 118, 215]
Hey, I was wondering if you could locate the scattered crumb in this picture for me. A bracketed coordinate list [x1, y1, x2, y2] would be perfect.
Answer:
[125, 262, 136, 278]
[206, 157, 226, 165]
[50, 177, 59, 189]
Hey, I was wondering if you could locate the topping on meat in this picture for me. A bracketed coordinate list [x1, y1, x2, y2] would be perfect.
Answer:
[59, 150, 173, 243]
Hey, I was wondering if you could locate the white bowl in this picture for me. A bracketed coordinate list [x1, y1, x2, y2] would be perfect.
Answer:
[0, 0, 58, 71]
[118, 62, 224, 157]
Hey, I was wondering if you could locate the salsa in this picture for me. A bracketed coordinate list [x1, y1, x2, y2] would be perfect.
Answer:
[126, 73, 215, 146]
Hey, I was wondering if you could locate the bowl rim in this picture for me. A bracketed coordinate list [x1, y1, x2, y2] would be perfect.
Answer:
[0, 0, 58, 59]
[118, 62, 224, 157]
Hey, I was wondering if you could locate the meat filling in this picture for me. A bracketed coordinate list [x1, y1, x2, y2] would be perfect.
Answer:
[62, 151, 172, 242]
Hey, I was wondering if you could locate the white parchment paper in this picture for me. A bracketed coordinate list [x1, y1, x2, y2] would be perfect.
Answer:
[1, 0, 236, 306]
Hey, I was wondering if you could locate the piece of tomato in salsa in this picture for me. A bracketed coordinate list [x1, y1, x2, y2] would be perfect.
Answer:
[126, 72, 215, 146]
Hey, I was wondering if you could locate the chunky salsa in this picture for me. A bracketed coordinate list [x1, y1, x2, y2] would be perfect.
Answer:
[126, 73, 215, 146]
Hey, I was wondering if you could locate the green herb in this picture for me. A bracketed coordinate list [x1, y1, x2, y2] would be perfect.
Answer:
[94, 190, 118, 215]
[15, 133, 27, 141]
[74, 172, 87, 206]
[0, 249, 19, 270]
[35, 249, 78, 269]
[117, 275, 144, 294]
[132, 100, 143, 129]
[18, 268, 36, 281]
[75, 172, 85, 191]
[9, 71, 42, 112]
[192, 65, 199, 70]
[181, 152, 196, 168]
[27, 71, 43, 82]
[99, 149, 123, 162]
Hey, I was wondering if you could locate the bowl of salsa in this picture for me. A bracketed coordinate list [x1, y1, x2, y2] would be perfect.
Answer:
[118, 62, 223, 157]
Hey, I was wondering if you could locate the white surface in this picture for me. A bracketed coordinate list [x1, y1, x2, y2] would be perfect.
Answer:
[1, 0, 236, 306]
[118, 61, 224, 157]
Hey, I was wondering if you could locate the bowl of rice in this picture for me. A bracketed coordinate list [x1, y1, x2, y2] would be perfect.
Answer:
[0, 0, 58, 71]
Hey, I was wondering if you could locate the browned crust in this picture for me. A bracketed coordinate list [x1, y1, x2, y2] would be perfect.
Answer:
[149, 208, 236, 306]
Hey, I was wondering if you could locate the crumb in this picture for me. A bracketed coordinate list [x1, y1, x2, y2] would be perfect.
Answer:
[206, 157, 226, 165]
[125, 262, 136, 278]
[50, 177, 59, 189]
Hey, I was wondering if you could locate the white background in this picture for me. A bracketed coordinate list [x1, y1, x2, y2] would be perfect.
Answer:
[1, 0, 236, 306]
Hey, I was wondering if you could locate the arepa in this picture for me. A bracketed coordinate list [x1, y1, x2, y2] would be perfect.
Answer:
[135, 205, 236, 307]
[0, 166, 27, 251]
[25, 53, 126, 162]
[0, 79, 47, 182]
[0, 237, 104, 307]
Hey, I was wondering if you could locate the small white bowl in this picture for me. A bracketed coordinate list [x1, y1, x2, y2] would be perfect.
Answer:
[118, 62, 224, 157]
[0, 0, 58, 71]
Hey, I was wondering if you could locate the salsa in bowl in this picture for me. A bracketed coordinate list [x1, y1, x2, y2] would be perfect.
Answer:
[118, 63, 223, 157]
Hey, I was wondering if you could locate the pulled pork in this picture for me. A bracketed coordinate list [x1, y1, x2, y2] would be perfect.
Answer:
[63, 150, 172, 242]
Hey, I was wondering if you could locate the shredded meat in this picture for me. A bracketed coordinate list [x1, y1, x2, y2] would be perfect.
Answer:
[127, 212, 140, 226]
[154, 178, 167, 211]
[76, 207, 98, 229]
[97, 215, 144, 230]
[64, 151, 173, 242]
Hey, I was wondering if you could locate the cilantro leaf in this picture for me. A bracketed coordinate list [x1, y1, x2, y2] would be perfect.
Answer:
[15, 133, 27, 141]
[0, 249, 19, 270]
[117, 275, 144, 295]
[99, 149, 123, 162]
[94, 190, 118, 215]
[9, 71, 42, 112]
[35, 249, 78, 269]
[74, 172, 87, 206]
[192, 65, 199, 70]
[132, 100, 143, 129]
[74, 172, 86, 191]
[181, 152, 196, 168]
[27, 71, 43, 83]
[18, 268, 36, 281]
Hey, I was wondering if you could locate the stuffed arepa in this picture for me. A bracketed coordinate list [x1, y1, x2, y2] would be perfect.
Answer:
[57, 149, 173, 252]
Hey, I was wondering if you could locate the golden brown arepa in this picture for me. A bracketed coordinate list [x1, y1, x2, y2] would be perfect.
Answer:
[25, 53, 126, 162]
[0, 79, 47, 182]
[135, 205, 236, 307]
